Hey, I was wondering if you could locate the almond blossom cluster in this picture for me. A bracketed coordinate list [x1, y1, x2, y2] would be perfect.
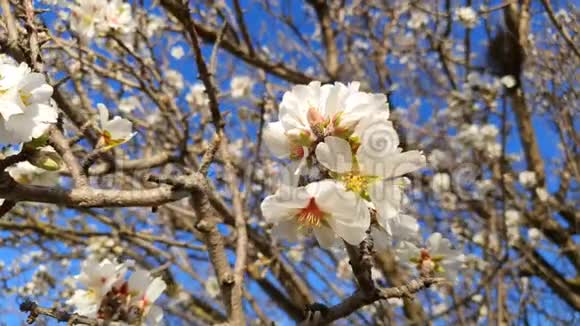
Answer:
[69, 0, 134, 39]
[261, 81, 464, 280]
[67, 257, 166, 325]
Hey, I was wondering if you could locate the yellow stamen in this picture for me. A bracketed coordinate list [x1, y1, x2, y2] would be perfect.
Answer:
[19, 91, 31, 106]
[339, 173, 377, 200]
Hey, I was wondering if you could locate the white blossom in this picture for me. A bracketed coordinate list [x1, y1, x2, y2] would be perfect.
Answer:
[440, 192, 457, 210]
[170, 46, 185, 59]
[261, 180, 370, 247]
[70, 0, 133, 38]
[165, 69, 184, 91]
[456, 123, 500, 158]
[455, 7, 478, 28]
[336, 257, 351, 279]
[118, 96, 140, 114]
[408, 11, 429, 29]
[230, 76, 253, 98]
[314, 116, 425, 232]
[535, 187, 549, 202]
[205, 276, 220, 298]
[70, 0, 106, 39]
[145, 14, 165, 37]
[396, 233, 464, 281]
[186, 83, 209, 108]
[127, 269, 167, 323]
[0, 62, 57, 144]
[103, 0, 134, 34]
[518, 171, 537, 188]
[97, 103, 136, 149]
[66, 257, 128, 317]
[372, 214, 420, 250]
[428, 149, 451, 170]
[263, 81, 390, 163]
[67, 258, 166, 324]
[431, 173, 451, 194]
[506, 209, 521, 244]
[7, 160, 60, 186]
[500, 75, 517, 88]
[528, 228, 543, 244]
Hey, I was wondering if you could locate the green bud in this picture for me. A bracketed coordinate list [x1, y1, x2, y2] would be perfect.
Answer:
[29, 149, 63, 171]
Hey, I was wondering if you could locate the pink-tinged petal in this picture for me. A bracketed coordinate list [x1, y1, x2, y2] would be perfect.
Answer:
[315, 136, 353, 173]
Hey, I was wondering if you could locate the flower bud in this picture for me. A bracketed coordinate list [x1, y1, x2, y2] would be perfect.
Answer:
[29, 148, 62, 171]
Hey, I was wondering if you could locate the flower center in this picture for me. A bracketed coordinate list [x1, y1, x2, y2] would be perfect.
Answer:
[296, 198, 326, 227]
[411, 249, 445, 275]
[102, 130, 113, 144]
[289, 145, 305, 160]
[340, 173, 376, 200]
[15, 175, 32, 184]
[19, 91, 31, 106]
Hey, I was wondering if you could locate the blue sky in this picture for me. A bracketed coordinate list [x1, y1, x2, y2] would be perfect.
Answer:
[1, 0, 578, 325]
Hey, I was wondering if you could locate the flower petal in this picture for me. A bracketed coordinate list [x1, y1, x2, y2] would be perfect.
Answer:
[313, 225, 337, 248]
[322, 82, 347, 117]
[104, 116, 133, 140]
[0, 100, 24, 120]
[315, 136, 353, 173]
[145, 277, 167, 303]
[263, 121, 290, 158]
[97, 103, 109, 129]
[271, 219, 300, 242]
[369, 179, 407, 226]
[20, 73, 53, 103]
[306, 180, 370, 245]
[361, 150, 426, 179]
[261, 189, 310, 223]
